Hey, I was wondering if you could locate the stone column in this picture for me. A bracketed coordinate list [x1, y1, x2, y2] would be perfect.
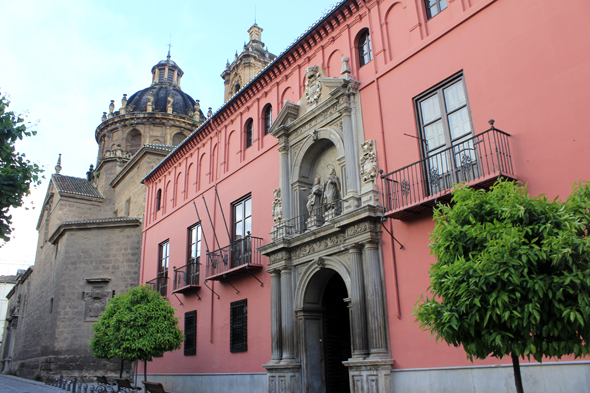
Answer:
[270, 269, 282, 364]
[349, 244, 369, 358]
[363, 241, 389, 358]
[341, 105, 360, 199]
[280, 266, 295, 363]
[278, 142, 291, 220]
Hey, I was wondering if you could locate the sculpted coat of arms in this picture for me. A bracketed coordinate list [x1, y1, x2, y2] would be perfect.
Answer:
[305, 65, 322, 106]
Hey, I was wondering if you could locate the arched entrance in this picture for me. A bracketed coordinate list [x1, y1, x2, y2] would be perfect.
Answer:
[301, 269, 351, 393]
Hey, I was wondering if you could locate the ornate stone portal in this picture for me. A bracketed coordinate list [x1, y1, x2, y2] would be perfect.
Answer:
[260, 62, 392, 393]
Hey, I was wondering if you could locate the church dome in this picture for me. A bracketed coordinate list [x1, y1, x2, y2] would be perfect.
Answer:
[123, 53, 203, 118]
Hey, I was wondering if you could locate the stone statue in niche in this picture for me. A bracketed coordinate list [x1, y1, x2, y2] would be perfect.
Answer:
[305, 65, 322, 106]
[166, 92, 174, 114]
[83, 286, 111, 321]
[306, 176, 323, 228]
[360, 140, 378, 183]
[323, 166, 341, 218]
[272, 188, 283, 224]
[146, 90, 154, 112]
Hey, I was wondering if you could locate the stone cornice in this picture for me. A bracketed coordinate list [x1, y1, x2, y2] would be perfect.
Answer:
[48, 217, 142, 244]
[111, 144, 175, 188]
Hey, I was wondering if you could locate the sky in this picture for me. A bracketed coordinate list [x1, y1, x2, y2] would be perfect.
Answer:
[0, 0, 340, 275]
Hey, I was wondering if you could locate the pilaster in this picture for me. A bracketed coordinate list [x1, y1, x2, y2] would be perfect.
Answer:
[348, 244, 369, 358]
[280, 266, 295, 363]
[270, 269, 282, 364]
[362, 241, 389, 358]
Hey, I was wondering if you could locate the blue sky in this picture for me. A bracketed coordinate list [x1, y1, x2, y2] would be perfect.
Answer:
[0, 0, 339, 274]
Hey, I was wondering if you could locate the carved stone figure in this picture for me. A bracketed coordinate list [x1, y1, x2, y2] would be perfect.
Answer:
[146, 90, 154, 112]
[166, 92, 174, 114]
[101, 112, 107, 122]
[272, 188, 283, 224]
[108, 100, 115, 118]
[86, 164, 94, 182]
[360, 140, 377, 183]
[306, 176, 323, 214]
[323, 167, 341, 211]
[120, 94, 127, 114]
[305, 65, 322, 106]
[207, 107, 213, 118]
[193, 100, 201, 120]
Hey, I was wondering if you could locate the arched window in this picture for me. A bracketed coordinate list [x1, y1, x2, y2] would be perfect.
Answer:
[263, 105, 273, 135]
[245, 120, 253, 148]
[155, 189, 162, 211]
[127, 131, 142, 154]
[234, 84, 241, 95]
[172, 133, 186, 146]
[358, 30, 373, 67]
[424, 0, 447, 19]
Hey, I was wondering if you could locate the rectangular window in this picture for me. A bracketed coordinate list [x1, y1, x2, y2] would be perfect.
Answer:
[158, 240, 170, 296]
[416, 75, 475, 193]
[184, 310, 197, 356]
[425, 0, 448, 19]
[230, 299, 247, 353]
[187, 224, 201, 286]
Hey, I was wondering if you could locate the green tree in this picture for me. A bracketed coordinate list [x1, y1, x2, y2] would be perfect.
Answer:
[414, 180, 590, 393]
[0, 92, 43, 243]
[90, 285, 183, 384]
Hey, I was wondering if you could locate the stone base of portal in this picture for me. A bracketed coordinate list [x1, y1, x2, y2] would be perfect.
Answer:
[343, 358, 395, 393]
[264, 363, 302, 393]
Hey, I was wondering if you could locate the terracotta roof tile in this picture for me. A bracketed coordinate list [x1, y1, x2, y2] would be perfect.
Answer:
[52, 174, 103, 199]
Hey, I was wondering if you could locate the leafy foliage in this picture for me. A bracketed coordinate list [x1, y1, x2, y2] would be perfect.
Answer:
[0, 93, 43, 243]
[90, 285, 183, 363]
[414, 180, 590, 364]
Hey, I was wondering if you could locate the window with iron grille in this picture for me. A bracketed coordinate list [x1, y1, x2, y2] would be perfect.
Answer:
[424, 0, 448, 19]
[230, 299, 247, 353]
[184, 310, 197, 356]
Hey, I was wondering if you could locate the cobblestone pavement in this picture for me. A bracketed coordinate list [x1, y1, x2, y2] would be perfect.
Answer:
[0, 375, 64, 393]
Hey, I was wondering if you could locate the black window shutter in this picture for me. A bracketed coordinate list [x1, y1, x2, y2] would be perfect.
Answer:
[230, 299, 247, 353]
[184, 310, 197, 356]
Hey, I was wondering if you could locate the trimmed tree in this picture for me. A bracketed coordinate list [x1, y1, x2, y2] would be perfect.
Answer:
[90, 285, 183, 384]
[0, 92, 43, 243]
[413, 180, 590, 393]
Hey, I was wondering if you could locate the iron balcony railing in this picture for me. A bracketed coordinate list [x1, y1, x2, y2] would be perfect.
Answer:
[146, 273, 168, 297]
[271, 199, 342, 241]
[173, 259, 201, 290]
[205, 235, 263, 278]
[380, 124, 514, 218]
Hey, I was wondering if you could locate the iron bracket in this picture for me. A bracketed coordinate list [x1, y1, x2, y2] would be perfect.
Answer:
[380, 216, 405, 250]
[203, 279, 220, 299]
[172, 292, 184, 306]
[222, 277, 240, 294]
[246, 267, 264, 287]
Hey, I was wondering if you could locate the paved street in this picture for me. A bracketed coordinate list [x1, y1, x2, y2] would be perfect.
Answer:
[0, 376, 63, 393]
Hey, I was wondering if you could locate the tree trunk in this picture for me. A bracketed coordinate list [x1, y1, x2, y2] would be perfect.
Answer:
[511, 352, 524, 393]
[120, 359, 124, 378]
[144, 360, 147, 393]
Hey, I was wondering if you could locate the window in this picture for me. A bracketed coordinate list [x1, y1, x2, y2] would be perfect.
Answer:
[184, 310, 197, 356]
[158, 240, 170, 296]
[172, 133, 186, 146]
[155, 189, 162, 211]
[233, 196, 252, 241]
[358, 30, 372, 67]
[263, 106, 272, 135]
[245, 120, 253, 148]
[416, 75, 474, 192]
[128, 132, 142, 154]
[187, 224, 202, 286]
[230, 299, 247, 353]
[232, 196, 252, 268]
[424, 0, 448, 19]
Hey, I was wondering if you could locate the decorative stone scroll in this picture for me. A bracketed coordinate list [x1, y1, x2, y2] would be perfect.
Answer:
[272, 188, 283, 224]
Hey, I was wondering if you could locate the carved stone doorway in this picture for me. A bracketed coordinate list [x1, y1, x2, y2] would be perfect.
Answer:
[301, 269, 351, 393]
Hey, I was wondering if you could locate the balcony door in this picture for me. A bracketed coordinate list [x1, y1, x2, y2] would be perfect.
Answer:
[232, 196, 252, 268]
[158, 240, 169, 296]
[187, 224, 201, 286]
[417, 77, 477, 194]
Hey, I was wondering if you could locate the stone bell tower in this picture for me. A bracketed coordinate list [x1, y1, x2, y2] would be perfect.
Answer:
[221, 23, 276, 102]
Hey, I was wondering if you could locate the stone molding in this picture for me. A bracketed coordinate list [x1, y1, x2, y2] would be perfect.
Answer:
[48, 217, 142, 244]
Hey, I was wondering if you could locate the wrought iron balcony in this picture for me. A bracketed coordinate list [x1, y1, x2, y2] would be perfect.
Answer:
[172, 260, 200, 294]
[205, 234, 264, 280]
[380, 124, 515, 220]
[271, 199, 342, 242]
[146, 273, 169, 297]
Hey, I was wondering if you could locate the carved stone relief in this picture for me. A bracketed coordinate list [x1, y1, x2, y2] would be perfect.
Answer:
[272, 188, 283, 224]
[360, 140, 377, 183]
[83, 285, 111, 321]
[304, 65, 322, 106]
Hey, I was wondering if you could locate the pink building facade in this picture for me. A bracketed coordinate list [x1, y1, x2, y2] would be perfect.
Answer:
[140, 0, 590, 391]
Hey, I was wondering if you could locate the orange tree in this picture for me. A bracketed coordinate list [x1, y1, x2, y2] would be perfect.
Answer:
[414, 180, 590, 393]
[90, 285, 183, 384]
